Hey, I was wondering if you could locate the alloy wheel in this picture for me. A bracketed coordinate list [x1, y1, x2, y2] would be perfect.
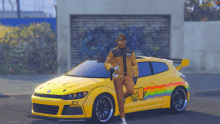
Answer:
[95, 96, 114, 122]
[172, 88, 187, 111]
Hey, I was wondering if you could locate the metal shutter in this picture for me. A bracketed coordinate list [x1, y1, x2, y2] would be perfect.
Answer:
[70, 15, 170, 68]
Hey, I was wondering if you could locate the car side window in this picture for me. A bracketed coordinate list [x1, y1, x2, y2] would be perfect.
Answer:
[137, 62, 152, 77]
[151, 62, 169, 74]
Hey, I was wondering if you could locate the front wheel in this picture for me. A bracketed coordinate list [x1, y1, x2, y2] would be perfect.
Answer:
[91, 94, 114, 123]
[169, 87, 188, 113]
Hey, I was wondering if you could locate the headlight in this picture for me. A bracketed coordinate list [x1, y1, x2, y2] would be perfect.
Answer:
[62, 91, 88, 100]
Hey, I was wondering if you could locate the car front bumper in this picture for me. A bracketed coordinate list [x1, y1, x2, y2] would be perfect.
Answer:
[31, 94, 89, 119]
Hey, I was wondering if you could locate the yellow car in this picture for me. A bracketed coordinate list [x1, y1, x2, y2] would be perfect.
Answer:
[28, 56, 190, 123]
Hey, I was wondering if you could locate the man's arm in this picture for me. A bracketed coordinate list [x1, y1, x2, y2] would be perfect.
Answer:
[104, 51, 114, 71]
[131, 51, 139, 77]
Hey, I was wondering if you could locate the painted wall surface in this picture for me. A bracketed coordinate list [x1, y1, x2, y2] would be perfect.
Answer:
[57, 0, 185, 75]
[0, 18, 56, 32]
[182, 22, 220, 74]
[69, 15, 171, 68]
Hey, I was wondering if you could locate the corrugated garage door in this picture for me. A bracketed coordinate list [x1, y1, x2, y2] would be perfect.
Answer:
[70, 15, 170, 68]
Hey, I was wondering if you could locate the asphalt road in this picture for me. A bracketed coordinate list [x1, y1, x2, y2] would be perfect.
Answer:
[0, 94, 220, 124]
[0, 74, 220, 124]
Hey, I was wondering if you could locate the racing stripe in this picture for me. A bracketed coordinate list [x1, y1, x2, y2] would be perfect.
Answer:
[143, 81, 189, 100]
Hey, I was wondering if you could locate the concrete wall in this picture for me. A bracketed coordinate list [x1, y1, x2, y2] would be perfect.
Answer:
[57, 0, 186, 75]
[182, 22, 220, 74]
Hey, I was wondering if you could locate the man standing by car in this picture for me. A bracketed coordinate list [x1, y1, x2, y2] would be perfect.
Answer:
[104, 34, 139, 124]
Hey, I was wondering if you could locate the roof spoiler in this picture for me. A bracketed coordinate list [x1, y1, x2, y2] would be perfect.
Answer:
[175, 59, 189, 71]
[162, 58, 189, 71]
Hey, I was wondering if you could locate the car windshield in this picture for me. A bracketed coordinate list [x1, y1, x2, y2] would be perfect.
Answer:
[65, 60, 110, 78]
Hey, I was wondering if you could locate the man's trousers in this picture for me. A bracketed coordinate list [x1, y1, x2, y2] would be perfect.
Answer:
[113, 75, 134, 118]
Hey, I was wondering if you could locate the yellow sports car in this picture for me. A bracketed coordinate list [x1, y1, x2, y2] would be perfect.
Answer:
[29, 56, 190, 123]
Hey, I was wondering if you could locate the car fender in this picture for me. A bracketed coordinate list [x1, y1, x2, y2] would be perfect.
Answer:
[162, 80, 188, 108]
[82, 86, 119, 118]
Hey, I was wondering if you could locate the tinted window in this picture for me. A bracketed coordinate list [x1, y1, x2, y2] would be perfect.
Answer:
[151, 62, 169, 74]
[65, 60, 110, 78]
[138, 62, 152, 77]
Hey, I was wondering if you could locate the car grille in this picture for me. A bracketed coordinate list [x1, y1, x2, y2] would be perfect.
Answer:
[61, 105, 83, 115]
[34, 93, 62, 99]
[33, 103, 59, 115]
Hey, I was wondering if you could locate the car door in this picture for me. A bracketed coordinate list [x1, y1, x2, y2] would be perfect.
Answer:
[149, 61, 172, 107]
[124, 61, 156, 110]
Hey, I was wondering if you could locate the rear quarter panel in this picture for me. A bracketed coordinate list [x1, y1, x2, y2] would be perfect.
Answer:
[161, 61, 190, 108]
[161, 75, 189, 108]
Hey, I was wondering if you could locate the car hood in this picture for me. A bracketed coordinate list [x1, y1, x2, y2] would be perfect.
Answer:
[34, 75, 107, 95]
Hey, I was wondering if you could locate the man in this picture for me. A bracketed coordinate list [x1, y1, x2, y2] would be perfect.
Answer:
[104, 34, 139, 124]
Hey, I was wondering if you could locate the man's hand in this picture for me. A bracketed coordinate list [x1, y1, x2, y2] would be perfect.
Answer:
[109, 68, 115, 74]
[133, 77, 137, 85]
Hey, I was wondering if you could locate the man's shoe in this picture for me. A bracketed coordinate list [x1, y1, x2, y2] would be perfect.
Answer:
[121, 118, 127, 124]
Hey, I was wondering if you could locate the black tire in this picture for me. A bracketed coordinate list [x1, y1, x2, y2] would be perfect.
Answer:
[91, 94, 115, 123]
[169, 87, 188, 113]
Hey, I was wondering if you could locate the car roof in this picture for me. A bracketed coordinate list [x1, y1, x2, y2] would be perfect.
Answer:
[135, 56, 173, 63]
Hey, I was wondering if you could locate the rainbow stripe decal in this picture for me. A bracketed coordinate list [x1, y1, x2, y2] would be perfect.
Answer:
[143, 81, 189, 100]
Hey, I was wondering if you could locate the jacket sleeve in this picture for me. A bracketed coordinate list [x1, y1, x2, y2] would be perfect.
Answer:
[104, 50, 114, 71]
[131, 51, 139, 77]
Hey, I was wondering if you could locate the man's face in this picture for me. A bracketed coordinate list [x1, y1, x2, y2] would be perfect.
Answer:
[117, 40, 126, 48]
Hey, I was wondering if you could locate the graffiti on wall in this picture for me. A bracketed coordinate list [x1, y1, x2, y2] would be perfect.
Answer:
[71, 16, 170, 67]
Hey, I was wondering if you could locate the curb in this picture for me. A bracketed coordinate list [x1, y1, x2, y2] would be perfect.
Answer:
[190, 89, 220, 96]
[0, 93, 33, 96]
[180, 71, 220, 75]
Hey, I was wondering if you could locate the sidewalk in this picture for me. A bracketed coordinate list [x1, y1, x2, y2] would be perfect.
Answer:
[0, 74, 59, 95]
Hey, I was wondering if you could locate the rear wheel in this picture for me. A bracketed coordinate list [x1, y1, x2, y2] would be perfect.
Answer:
[91, 94, 114, 123]
[169, 87, 188, 113]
